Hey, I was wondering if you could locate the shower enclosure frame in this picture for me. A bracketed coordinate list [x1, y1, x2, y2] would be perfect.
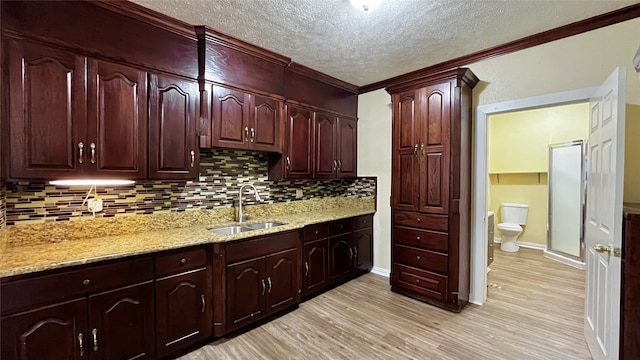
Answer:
[547, 140, 586, 262]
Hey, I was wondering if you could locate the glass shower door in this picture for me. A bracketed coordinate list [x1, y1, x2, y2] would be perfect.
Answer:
[548, 140, 584, 260]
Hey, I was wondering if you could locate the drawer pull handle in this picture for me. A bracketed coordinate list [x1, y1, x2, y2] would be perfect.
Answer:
[304, 262, 309, 275]
[82, 279, 91, 286]
[92, 328, 98, 352]
[78, 333, 84, 357]
[416, 255, 421, 260]
[180, 258, 187, 264]
[201, 294, 206, 313]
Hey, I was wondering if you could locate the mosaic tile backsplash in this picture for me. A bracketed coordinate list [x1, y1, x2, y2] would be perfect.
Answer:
[3, 149, 376, 226]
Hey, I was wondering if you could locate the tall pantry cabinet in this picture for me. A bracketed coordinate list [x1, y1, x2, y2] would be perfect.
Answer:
[388, 68, 478, 312]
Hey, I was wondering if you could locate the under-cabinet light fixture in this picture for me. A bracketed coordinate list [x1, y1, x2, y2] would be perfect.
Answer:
[49, 179, 135, 186]
[349, 0, 382, 12]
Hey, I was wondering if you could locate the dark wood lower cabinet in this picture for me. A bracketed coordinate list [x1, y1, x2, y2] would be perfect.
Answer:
[155, 268, 211, 359]
[302, 238, 329, 296]
[353, 228, 373, 274]
[88, 282, 155, 360]
[329, 234, 353, 284]
[226, 258, 266, 333]
[265, 249, 298, 314]
[1, 299, 88, 360]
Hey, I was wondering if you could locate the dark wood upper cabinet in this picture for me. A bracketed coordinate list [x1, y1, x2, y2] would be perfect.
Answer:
[1, 299, 88, 360]
[391, 89, 420, 211]
[87, 60, 148, 179]
[284, 105, 314, 179]
[251, 95, 282, 152]
[148, 73, 199, 180]
[88, 282, 155, 360]
[209, 85, 282, 152]
[314, 113, 337, 179]
[211, 85, 251, 149]
[337, 117, 357, 178]
[7, 40, 86, 180]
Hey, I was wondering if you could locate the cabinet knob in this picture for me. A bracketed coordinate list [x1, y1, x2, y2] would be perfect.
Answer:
[416, 255, 421, 260]
[417, 236, 421, 240]
[417, 218, 421, 222]
[83, 279, 91, 286]
[180, 258, 187, 264]
[315, 230, 319, 234]
[416, 279, 420, 284]
[340, 225, 344, 229]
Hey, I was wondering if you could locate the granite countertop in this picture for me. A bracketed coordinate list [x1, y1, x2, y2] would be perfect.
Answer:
[0, 203, 374, 278]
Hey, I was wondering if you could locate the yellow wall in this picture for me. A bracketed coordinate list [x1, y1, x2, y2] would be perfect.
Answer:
[358, 18, 640, 272]
[489, 173, 548, 245]
[625, 104, 640, 203]
[489, 103, 590, 173]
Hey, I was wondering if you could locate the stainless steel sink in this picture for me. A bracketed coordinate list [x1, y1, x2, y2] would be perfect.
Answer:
[208, 221, 286, 235]
[245, 221, 286, 230]
[209, 225, 252, 235]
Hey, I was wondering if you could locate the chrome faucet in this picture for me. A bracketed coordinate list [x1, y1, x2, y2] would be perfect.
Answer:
[238, 183, 261, 223]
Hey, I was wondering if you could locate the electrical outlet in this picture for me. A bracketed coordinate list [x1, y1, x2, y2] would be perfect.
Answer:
[295, 189, 303, 199]
[88, 198, 103, 213]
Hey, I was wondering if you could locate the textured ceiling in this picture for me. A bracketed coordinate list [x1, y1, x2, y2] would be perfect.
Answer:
[130, 0, 637, 87]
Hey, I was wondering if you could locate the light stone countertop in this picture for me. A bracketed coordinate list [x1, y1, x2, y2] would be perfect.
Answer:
[0, 200, 375, 278]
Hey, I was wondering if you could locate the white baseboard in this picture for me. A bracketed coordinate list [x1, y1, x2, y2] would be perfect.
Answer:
[371, 266, 390, 277]
[543, 250, 586, 270]
[493, 237, 547, 251]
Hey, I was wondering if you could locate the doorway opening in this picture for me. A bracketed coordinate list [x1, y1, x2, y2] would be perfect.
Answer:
[469, 87, 597, 305]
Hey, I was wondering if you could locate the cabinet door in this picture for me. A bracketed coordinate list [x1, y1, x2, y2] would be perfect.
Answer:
[8, 40, 86, 179]
[392, 90, 420, 211]
[211, 85, 250, 149]
[337, 117, 357, 178]
[149, 74, 199, 180]
[1, 299, 87, 360]
[226, 258, 265, 332]
[251, 95, 282, 152]
[87, 60, 147, 179]
[156, 268, 212, 358]
[353, 228, 373, 274]
[303, 238, 329, 296]
[314, 112, 336, 179]
[329, 234, 353, 284]
[284, 105, 314, 179]
[418, 84, 451, 214]
[88, 282, 155, 360]
[265, 249, 299, 314]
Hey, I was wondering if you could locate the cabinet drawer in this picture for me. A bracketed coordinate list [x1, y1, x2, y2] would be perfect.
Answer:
[303, 223, 329, 242]
[155, 246, 208, 278]
[329, 218, 353, 236]
[1, 256, 153, 315]
[353, 214, 373, 230]
[393, 244, 447, 274]
[394, 226, 448, 253]
[226, 231, 299, 264]
[393, 263, 447, 302]
[394, 211, 448, 232]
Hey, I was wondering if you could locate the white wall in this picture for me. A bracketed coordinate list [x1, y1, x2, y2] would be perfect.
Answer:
[357, 90, 392, 272]
[357, 17, 640, 273]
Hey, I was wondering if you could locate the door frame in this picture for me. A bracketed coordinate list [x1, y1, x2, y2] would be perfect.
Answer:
[469, 86, 597, 305]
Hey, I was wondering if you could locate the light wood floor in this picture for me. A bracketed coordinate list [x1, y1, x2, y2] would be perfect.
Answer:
[180, 248, 590, 359]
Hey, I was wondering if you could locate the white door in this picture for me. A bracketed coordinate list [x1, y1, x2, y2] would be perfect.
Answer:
[584, 66, 626, 360]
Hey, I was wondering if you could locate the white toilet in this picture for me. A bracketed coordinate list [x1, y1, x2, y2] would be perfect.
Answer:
[497, 203, 529, 252]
